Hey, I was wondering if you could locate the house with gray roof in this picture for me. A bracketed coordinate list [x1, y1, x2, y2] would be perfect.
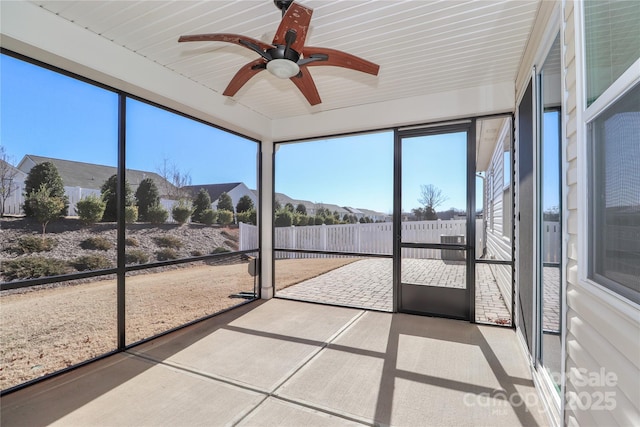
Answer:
[16, 155, 177, 216]
[184, 182, 257, 213]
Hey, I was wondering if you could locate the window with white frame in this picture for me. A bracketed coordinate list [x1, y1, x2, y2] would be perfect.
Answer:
[585, 0, 640, 303]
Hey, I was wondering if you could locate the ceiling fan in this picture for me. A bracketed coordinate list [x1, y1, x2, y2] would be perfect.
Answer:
[178, 0, 380, 106]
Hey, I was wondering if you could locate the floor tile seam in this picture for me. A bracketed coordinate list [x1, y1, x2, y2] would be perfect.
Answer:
[268, 309, 369, 395]
[231, 310, 371, 426]
[123, 309, 368, 413]
[268, 394, 375, 426]
[125, 350, 269, 396]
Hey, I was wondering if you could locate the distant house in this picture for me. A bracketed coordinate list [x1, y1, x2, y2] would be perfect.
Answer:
[185, 182, 257, 213]
[0, 158, 27, 216]
[16, 155, 177, 215]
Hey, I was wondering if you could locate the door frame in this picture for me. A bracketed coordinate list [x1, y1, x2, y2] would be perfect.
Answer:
[393, 121, 476, 320]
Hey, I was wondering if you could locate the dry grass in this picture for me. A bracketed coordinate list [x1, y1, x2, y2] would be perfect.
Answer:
[0, 257, 355, 391]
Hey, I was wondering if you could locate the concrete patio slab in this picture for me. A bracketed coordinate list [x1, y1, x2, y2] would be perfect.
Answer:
[131, 299, 363, 392]
[237, 397, 366, 427]
[276, 310, 548, 426]
[1, 353, 264, 427]
[1, 300, 550, 427]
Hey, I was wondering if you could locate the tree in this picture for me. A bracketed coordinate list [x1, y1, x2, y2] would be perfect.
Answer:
[418, 184, 448, 220]
[25, 184, 64, 239]
[100, 174, 133, 222]
[217, 192, 234, 213]
[295, 203, 307, 215]
[411, 207, 426, 221]
[0, 146, 19, 217]
[284, 202, 295, 212]
[192, 188, 212, 223]
[135, 178, 160, 221]
[156, 158, 192, 199]
[236, 195, 254, 213]
[23, 161, 68, 217]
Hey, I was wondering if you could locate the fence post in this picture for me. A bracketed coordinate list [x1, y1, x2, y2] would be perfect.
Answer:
[322, 224, 327, 252]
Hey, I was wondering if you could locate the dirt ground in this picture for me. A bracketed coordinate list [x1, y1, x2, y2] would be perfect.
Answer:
[0, 257, 355, 390]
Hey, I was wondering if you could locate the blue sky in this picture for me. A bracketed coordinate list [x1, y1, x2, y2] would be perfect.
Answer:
[1, 53, 558, 215]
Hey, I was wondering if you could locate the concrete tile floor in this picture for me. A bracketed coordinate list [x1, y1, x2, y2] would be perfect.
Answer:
[1, 299, 550, 427]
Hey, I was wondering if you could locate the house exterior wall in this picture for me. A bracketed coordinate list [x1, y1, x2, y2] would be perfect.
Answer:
[212, 183, 257, 213]
[483, 119, 513, 311]
[562, 1, 640, 426]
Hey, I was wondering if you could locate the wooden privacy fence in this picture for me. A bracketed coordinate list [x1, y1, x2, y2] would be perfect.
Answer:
[240, 220, 562, 261]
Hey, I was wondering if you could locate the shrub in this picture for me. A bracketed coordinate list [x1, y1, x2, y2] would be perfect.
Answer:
[125, 237, 139, 247]
[135, 178, 160, 221]
[72, 255, 113, 271]
[156, 248, 179, 261]
[80, 236, 113, 251]
[211, 247, 230, 254]
[236, 208, 257, 225]
[324, 216, 335, 225]
[171, 199, 194, 224]
[23, 161, 68, 217]
[217, 209, 234, 226]
[295, 203, 307, 215]
[192, 189, 211, 223]
[190, 250, 204, 257]
[314, 216, 324, 225]
[125, 249, 149, 264]
[146, 204, 169, 224]
[76, 194, 105, 224]
[24, 184, 64, 237]
[125, 205, 138, 224]
[153, 235, 183, 249]
[15, 236, 57, 254]
[1, 257, 70, 280]
[275, 210, 293, 227]
[200, 209, 217, 225]
[297, 215, 310, 226]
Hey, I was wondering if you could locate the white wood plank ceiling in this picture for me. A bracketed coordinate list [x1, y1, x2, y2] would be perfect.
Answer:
[31, 0, 540, 121]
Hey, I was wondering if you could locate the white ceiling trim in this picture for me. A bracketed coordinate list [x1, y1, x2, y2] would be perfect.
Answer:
[271, 81, 515, 141]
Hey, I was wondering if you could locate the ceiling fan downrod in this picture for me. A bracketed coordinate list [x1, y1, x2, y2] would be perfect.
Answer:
[274, 0, 294, 17]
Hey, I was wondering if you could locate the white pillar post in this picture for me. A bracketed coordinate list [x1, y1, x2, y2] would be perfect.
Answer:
[260, 139, 274, 299]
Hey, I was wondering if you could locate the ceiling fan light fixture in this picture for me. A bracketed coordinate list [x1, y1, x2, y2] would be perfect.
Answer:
[267, 58, 300, 79]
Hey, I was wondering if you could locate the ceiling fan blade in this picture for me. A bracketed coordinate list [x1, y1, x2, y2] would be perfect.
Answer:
[301, 47, 380, 75]
[179, 33, 273, 57]
[223, 58, 267, 97]
[290, 69, 321, 106]
[272, 2, 312, 52]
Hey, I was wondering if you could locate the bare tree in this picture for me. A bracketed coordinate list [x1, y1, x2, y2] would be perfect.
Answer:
[0, 146, 19, 217]
[418, 184, 448, 220]
[156, 158, 192, 199]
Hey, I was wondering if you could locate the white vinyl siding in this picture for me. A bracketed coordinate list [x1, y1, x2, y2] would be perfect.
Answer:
[484, 120, 513, 309]
[563, 1, 640, 425]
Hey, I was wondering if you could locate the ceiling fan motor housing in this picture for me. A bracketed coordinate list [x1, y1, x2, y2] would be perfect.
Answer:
[268, 45, 300, 62]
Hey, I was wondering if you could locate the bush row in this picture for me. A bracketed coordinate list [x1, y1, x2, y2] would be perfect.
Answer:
[2, 244, 234, 281]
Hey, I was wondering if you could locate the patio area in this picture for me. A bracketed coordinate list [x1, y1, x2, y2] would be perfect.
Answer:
[1, 299, 549, 426]
[276, 258, 513, 324]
